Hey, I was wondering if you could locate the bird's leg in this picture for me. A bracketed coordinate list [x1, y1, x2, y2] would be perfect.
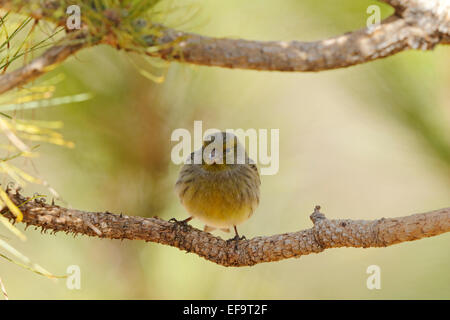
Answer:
[227, 226, 246, 249]
[233, 226, 246, 241]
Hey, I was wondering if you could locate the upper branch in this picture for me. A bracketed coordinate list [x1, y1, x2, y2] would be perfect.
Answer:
[2, 189, 449, 267]
[0, 0, 448, 93]
[150, 16, 428, 72]
[150, 0, 449, 71]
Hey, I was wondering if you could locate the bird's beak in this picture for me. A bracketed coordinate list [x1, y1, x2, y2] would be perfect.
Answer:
[206, 149, 223, 165]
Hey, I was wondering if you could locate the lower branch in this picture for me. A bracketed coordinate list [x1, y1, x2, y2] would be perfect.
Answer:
[2, 189, 449, 267]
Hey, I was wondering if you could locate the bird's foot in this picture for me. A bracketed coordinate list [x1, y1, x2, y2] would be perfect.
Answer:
[226, 234, 246, 250]
[169, 217, 192, 232]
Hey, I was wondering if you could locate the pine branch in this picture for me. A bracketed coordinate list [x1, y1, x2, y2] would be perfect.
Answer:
[149, 0, 449, 70]
[148, 15, 433, 72]
[2, 188, 449, 267]
[0, 0, 448, 94]
[0, 33, 88, 94]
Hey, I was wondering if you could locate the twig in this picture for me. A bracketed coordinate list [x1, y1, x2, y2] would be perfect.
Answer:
[0, 34, 88, 94]
[2, 189, 449, 267]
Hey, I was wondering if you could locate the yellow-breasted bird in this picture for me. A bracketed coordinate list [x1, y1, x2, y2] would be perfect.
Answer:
[175, 132, 260, 240]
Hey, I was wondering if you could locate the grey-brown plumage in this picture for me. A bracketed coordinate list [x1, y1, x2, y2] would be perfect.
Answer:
[175, 132, 260, 237]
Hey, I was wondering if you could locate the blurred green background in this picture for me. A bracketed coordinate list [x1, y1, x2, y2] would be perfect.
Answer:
[1, 0, 449, 299]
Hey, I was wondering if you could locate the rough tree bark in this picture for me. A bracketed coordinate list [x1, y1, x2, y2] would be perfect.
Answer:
[2, 189, 449, 267]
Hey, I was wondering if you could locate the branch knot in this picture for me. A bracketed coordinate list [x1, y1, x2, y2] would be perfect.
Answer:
[310, 205, 326, 224]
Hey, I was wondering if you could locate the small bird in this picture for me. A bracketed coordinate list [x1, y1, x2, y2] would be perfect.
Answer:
[175, 132, 260, 241]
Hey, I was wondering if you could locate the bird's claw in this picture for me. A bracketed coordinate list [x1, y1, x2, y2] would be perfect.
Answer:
[168, 217, 191, 232]
[168, 218, 179, 223]
[227, 234, 246, 241]
[227, 235, 246, 250]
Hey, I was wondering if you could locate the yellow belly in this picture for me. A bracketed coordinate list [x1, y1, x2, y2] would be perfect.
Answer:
[175, 162, 260, 229]
[184, 196, 254, 228]
[179, 183, 257, 228]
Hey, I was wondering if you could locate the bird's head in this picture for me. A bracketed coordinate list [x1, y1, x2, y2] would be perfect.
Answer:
[201, 132, 246, 170]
